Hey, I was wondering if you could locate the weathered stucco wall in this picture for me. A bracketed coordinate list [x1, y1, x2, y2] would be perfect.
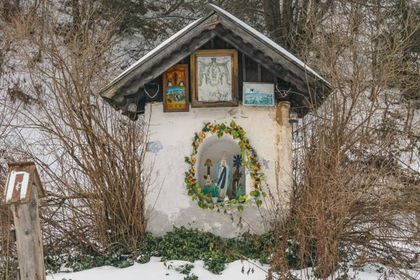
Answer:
[144, 102, 290, 237]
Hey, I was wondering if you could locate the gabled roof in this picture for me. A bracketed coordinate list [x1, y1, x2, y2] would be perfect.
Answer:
[209, 4, 328, 84]
[109, 18, 204, 88]
[100, 4, 331, 116]
[100, 16, 208, 99]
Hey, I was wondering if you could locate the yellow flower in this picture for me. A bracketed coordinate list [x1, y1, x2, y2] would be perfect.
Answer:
[199, 131, 206, 139]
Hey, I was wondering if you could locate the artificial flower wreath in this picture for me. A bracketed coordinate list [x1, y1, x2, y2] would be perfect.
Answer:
[184, 121, 266, 211]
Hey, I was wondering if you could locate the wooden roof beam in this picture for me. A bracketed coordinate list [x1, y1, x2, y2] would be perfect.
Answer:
[116, 30, 216, 98]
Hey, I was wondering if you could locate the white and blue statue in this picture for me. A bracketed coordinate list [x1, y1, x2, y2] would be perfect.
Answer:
[215, 153, 230, 201]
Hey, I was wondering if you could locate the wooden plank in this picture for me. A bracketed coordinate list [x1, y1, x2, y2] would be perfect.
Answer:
[238, 51, 243, 101]
[261, 65, 274, 83]
[102, 14, 216, 99]
[245, 55, 258, 82]
[213, 29, 310, 93]
[12, 187, 46, 280]
[213, 36, 227, 48]
[122, 30, 217, 96]
[214, 15, 319, 84]
[242, 53, 247, 81]
[213, 28, 285, 74]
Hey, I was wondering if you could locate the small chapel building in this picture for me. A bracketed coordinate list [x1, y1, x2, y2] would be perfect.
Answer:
[100, 4, 330, 237]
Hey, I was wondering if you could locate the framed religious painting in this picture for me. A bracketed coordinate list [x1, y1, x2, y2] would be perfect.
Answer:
[243, 82, 275, 107]
[163, 64, 189, 112]
[190, 49, 238, 107]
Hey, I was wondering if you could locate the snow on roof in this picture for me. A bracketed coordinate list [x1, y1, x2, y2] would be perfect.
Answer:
[106, 18, 203, 90]
[209, 4, 329, 85]
[101, 4, 330, 98]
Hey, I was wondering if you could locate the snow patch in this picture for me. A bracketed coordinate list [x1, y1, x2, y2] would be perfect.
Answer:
[47, 259, 420, 280]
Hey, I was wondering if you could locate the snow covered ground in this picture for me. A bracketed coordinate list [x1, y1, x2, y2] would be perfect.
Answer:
[46, 257, 419, 280]
[47, 258, 266, 280]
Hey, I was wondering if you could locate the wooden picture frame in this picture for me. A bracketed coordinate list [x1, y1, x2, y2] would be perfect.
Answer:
[163, 64, 189, 112]
[190, 49, 238, 107]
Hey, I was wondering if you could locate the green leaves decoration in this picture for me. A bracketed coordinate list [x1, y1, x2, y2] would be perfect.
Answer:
[184, 121, 267, 211]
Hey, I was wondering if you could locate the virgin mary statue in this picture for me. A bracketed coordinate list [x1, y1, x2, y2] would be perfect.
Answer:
[216, 153, 230, 200]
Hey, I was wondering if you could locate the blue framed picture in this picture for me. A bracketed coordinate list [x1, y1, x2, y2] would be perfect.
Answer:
[243, 82, 275, 107]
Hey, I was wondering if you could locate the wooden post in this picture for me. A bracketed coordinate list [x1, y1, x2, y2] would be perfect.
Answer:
[3, 162, 46, 280]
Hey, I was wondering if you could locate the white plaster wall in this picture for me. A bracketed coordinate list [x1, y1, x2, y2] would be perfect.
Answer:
[144, 102, 282, 237]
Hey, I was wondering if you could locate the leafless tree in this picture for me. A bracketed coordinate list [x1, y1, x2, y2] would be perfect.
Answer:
[261, 0, 334, 52]
[269, 1, 419, 279]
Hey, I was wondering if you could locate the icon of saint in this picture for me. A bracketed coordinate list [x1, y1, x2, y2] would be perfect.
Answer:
[216, 153, 230, 200]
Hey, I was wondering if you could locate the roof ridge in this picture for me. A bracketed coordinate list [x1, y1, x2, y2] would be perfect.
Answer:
[207, 3, 330, 85]
[100, 15, 212, 96]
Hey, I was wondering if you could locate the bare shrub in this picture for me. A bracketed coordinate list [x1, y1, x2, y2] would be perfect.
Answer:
[6, 4, 150, 254]
[0, 22, 21, 276]
[0, 190, 15, 279]
[0, 97, 20, 279]
[270, 1, 420, 279]
[0, 155, 15, 278]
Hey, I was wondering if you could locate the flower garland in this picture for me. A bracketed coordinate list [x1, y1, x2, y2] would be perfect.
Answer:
[184, 121, 266, 211]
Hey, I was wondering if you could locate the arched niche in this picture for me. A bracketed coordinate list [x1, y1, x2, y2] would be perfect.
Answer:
[195, 135, 246, 201]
